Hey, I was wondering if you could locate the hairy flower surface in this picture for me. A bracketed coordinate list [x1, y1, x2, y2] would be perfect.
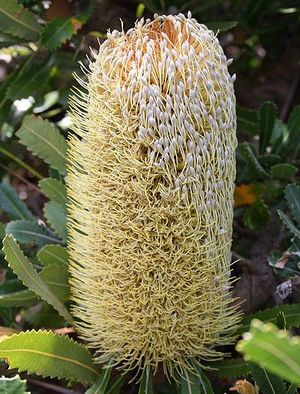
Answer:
[68, 13, 240, 377]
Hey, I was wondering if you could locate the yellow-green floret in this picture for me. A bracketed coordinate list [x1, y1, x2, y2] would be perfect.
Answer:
[68, 12, 241, 378]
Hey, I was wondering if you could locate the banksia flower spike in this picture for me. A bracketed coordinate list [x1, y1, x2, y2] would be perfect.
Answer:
[68, 12, 240, 378]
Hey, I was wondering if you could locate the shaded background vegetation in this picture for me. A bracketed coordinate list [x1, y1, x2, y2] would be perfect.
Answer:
[0, 0, 300, 393]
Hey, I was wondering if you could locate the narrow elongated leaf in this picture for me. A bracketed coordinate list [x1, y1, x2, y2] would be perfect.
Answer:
[181, 371, 199, 394]
[0, 0, 41, 41]
[139, 366, 154, 394]
[287, 383, 297, 394]
[278, 210, 300, 239]
[42, 17, 81, 51]
[181, 366, 213, 394]
[0, 289, 37, 307]
[194, 366, 214, 394]
[44, 202, 67, 241]
[0, 265, 69, 307]
[250, 364, 286, 394]
[106, 374, 127, 394]
[206, 21, 237, 32]
[39, 178, 66, 206]
[41, 2, 93, 51]
[86, 363, 113, 394]
[0, 330, 100, 384]
[0, 278, 25, 294]
[237, 106, 259, 135]
[37, 244, 68, 267]
[17, 115, 67, 175]
[285, 184, 300, 226]
[237, 303, 300, 335]
[6, 55, 51, 101]
[270, 164, 297, 180]
[259, 101, 277, 154]
[39, 264, 70, 302]
[0, 222, 6, 239]
[0, 183, 34, 221]
[6, 220, 61, 246]
[209, 358, 251, 377]
[0, 374, 29, 394]
[2, 235, 72, 323]
[287, 105, 300, 156]
[238, 143, 269, 179]
[237, 320, 300, 385]
[270, 119, 288, 154]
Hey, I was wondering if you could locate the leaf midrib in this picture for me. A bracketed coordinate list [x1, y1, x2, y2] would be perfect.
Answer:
[22, 123, 65, 160]
[1, 348, 100, 378]
[251, 338, 300, 379]
[0, 6, 40, 34]
[5, 237, 71, 322]
[42, 249, 67, 266]
[10, 228, 61, 243]
[0, 186, 30, 220]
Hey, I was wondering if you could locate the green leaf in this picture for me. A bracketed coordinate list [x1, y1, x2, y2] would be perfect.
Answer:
[16, 115, 67, 175]
[237, 320, 300, 385]
[44, 202, 67, 241]
[0, 0, 41, 41]
[139, 366, 154, 394]
[194, 366, 214, 394]
[41, 17, 81, 51]
[86, 363, 113, 393]
[181, 364, 213, 394]
[0, 330, 100, 384]
[136, 3, 145, 18]
[237, 303, 300, 335]
[206, 21, 237, 32]
[40, 264, 70, 302]
[243, 200, 270, 229]
[237, 106, 259, 135]
[6, 54, 51, 101]
[285, 184, 300, 226]
[250, 363, 286, 394]
[2, 235, 72, 323]
[0, 264, 69, 307]
[41, 1, 93, 51]
[37, 244, 68, 267]
[278, 210, 300, 239]
[39, 178, 66, 206]
[0, 289, 37, 307]
[106, 374, 127, 394]
[0, 222, 5, 239]
[238, 142, 269, 179]
[0, 374, 29, 394]
[270, 119, 289, 154]
[5, 220, 62, 246]
[287, 383, 297, 394]
[0, 31, 19, 47]
[259, 101, 277, 155]
[287, 105, 300, 156]
[0, 183, 34, 221]
[270, 164, 297, 180]
[208, 358, 251, 377]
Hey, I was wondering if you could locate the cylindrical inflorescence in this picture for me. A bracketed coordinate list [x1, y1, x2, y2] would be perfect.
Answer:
[68, 12, 241, 378]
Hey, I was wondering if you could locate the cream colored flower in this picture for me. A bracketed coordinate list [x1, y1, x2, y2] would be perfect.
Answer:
[68, 12, 240, 378]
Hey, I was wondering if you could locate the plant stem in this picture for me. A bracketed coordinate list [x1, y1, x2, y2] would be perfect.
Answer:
[0, 147, 44, 180]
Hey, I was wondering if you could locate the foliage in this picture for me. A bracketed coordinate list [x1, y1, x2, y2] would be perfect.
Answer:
[0, 330, 100, 384]
[237, 320, 300, 386]
[0, 0, 299, 393]
[0, 374, 29, 394]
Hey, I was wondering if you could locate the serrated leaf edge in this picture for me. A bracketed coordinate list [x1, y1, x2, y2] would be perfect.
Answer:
[0, 329, 100, 384]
